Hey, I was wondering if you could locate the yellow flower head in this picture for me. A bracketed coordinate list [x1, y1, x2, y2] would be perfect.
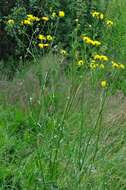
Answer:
[77, 60, 84, 66]
[119, 63, 125, 69]
[101, 80, 107, 88]
[47, 35, 53, 41]
[99, 64, 105, 69]
[83, 36, 89, 41]
[93, 40, 101, 46]
[27, 14, 34, 20]
[38, 43, 44, 48]
[59, 11, 65, 17]
[106, 20, 113, 27]
[100, 13, 104, 20]
[43, 43, 49, 47]
[112, 61, 119, 68]
[27, 14, 33, 17]
[92, 11, 99, 17]
[38, 34, 46, 41]
[27, 14, 40, 22]
[7, 19, 14, 25]
[42, 16, 49, 21]
[60, 49, 67, 56]
[23, 19, 32, 25]
[33, 16, 40, 21]
[90, 62, 98, 69]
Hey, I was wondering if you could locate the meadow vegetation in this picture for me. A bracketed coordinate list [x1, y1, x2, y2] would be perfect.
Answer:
[0, 0, 126, 189]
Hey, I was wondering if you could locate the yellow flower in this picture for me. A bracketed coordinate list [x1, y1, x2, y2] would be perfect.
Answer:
[23, 19, 32, 25]
[119, 63, 125, 69]
[27, 14, 34, 20]
[100, 13, 104, 20]
[93, 40, 101, 46]
[99, 64, 105, 69]
[38, 34, 46, 41]
[26, 14, 40, 22]
[27, 14, 33, 17]
[59, 11, 65, 17]
[60, 49, 67, 56]
[92, 11, 99, 18]
[77, 60, 84, 66]
[43, 43, 49, 47]
[38, 43, 44, 48]
[90, 62, 97, 69]
[101, 55, 108, 61]
[106, 20, 113, 27]
[33, 16, 40, 21]
[7, 19, 14, 25]
[38, 43, 49, 48]
[83, 36, 92, 44]
[101, 80, 107, 88]
[42, 16, 49, 21]
[47, 35, 53, 41]
[112, 61, 119, 68]
[94, 55, 100, 60]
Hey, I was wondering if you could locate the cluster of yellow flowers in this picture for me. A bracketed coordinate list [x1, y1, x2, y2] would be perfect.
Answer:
[38, 43, 49, 48]
[38, 34, 53, 41]
[89, 58, 125, 71]
[94, 54, 109, 61]
[91, 10, 113, 28]
[21, 10, 65, 26]
[112, 61, 125, 69]
[51, 11, 65, 18]
[82, 36, 101, 46]
[91, 11, 104, 20]
[92, 10, 114, 28]
[21, 14, 40, 25]
[42, 11, 65, 20]
[90, 60, 105, 69]
[90, 11, 122, 88]
[6, 7, 124, 90]
[79, 12, 113, 90]
[37, 34, 53, 49]
[50, 11, 65, 19]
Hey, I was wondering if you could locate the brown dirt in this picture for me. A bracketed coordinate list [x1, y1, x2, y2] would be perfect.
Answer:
[0, 72, 40, 111]
[104, 90, 126, 125]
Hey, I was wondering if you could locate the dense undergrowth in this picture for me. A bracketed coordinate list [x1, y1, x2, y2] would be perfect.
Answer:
[1, 0, 126, 189]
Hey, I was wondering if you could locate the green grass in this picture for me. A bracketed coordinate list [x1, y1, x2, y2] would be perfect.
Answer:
[0, 53, 126, 190]
[1, 0, 126, 189]
[105, 0, 126, 62]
